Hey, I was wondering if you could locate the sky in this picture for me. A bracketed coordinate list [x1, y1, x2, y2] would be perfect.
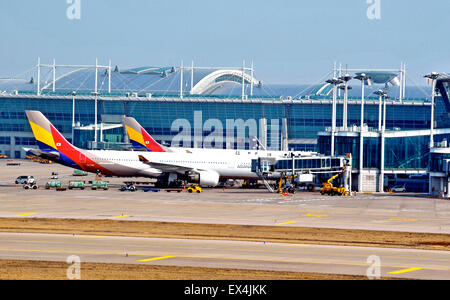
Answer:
[0, 0, 449, 85]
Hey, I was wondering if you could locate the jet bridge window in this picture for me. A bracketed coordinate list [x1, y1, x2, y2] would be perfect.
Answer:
[321, 158, 330, 168]
[331, 158, 342, 168]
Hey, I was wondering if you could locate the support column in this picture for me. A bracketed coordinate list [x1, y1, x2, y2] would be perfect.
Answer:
[37, 57, 41, 96]
[250, 60, 254, 97]
[331, 84, 336, 156]
[326, 77, 343, 157]
[108, 60, 112, 94]
[355, 74, 367, 193]
[10, 136, 15, 159]
[52, 58, 56, 92]
[378, 95, 382, 131]
[379, 133, 385, 192]
[242, 60, 246, 100]
[281, 118, 288, 151]
[359, 131, 364, 192]
[430, 77, 437, 148]
[259, 118, 267, 150]
[446, 178, 450, 198]
[340, 74, 352, 131]
[190, 60, 194, 94]
[180, 60, 184, 100]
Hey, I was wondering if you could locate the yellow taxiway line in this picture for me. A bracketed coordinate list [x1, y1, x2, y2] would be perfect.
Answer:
[110, 215, 133, 219]
[138, 256, 175, 262]
[276, 221, 298, 226]
[302, 213, 328, 218]
[389, 267, 422, 274]
[14, 213, 38, 217]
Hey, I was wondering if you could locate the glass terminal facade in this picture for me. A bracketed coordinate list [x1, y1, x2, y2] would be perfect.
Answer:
[318, 134, 448, 170]
[0, 95, 441, 158]
[0, 66, 449, 162]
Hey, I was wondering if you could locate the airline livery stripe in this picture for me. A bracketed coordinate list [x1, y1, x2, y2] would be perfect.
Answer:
[125, 125, 146, 146]
[29, 121, 57, 150]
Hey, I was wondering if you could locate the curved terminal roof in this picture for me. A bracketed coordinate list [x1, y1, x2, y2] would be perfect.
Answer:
[0, 65, 434, 100]
[4, 66, 261, 97]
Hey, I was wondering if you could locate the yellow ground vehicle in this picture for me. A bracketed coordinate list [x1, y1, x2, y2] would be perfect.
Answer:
[320, 165, 349, 196]
[187, 185, 202, 193]
[0, 153, 7, 159]
[277, 174, 297, 194]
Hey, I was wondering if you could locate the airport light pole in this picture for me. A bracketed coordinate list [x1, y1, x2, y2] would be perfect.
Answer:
[92, 92, 100, 146]
[338, 84, 352, 131]
[383, 94, 389, 132]
[380, 93, 389, 193]
[424, 72, 440, 148]
[354, 73, 369, 129]
[71, 91, 77, 144]
[339, 74, 352, 131]
[374, 90, 385, 132]
[180, 60, 184, 100]
[326, 77, 343, 156]
[354, 73, 369, 192]
[373, 90, 388, 193]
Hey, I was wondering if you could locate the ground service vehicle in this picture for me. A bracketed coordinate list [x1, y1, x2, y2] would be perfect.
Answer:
[320, 165, 349, 196]
[187, 185, 202, 193]
[73, 169, 88, 176]
[16, 176, 35, 185]
[390, 185, 406, 193]
[277, 174, 297, 194]
[119, 184, 138, 192]
[23, 182, 38, 190]
[45, 180, 62, 189]
[143, 188, 161, 192]
[91, 181, 109, 190]
[68, 181, 85, 190]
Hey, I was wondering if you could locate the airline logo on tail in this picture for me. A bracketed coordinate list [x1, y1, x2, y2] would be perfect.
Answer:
[26, 110, 72, 152]
[123, 117, 167, 152]
[25, 110, 110, 174]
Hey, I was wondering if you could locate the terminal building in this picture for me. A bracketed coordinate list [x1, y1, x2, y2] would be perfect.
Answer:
[318, 73, 450, 192]
[0, 59, 449, 194]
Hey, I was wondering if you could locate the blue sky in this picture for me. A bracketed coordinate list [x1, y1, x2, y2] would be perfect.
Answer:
[0, 0, 449, 84]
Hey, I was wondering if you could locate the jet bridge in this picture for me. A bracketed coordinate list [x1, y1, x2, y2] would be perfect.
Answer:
[252, 153, 351, 193]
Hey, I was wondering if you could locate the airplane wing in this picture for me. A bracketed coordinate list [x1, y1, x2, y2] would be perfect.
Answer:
[138, 155, 195, 173]
[23, 147, 60, 160]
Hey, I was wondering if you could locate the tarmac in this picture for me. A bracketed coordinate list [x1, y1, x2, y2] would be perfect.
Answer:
[0, 159, 449, 279]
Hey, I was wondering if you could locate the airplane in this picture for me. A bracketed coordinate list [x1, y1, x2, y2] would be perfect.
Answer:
[25, 110, 315, 187]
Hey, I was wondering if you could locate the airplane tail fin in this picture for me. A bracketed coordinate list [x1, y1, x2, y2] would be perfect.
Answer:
[26, 110, 113, 174]
[25, 110, 76, 153]
[123, 117, 167, 152]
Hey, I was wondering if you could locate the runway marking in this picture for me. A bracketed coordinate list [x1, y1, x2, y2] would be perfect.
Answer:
[387, 218, 418, 222]
[181, 255, 449, 272]
[301, 213, 328, 218]
[0, 246, 447, 273]
[389, 267, 422, 274]
[276, 221, 298, 226]
[139, 255, 175, 262]
[14, 212, 37, 217]
[110, 215, 132, 219]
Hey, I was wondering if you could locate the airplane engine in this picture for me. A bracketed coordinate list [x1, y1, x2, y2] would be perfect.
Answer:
[188, 171, 220, 187]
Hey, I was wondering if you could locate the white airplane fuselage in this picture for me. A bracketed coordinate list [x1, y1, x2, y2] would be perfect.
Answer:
[78, 147, 310, 180]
